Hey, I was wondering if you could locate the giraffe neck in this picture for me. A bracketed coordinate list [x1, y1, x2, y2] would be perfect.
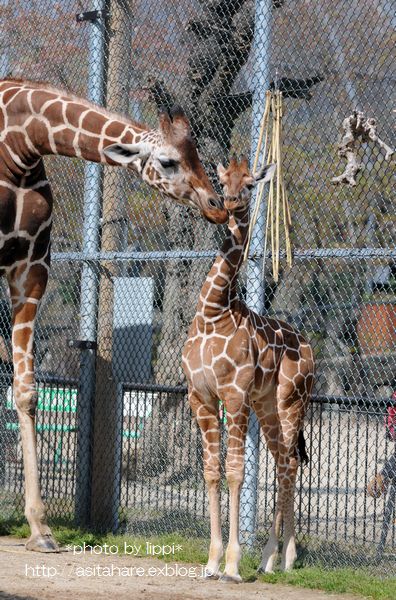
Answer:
[0, 79, 155, 172]
[197, 207, 249, 321]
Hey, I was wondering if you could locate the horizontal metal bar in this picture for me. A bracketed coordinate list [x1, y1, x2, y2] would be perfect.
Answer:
[121, 385, 390, 408]
[51, 250, 217, 262]
[292, 248, 396, 260]
[5, 374, 389, 407]
[36, 373, 79, 387]
[122, 382, 187, 394]
[312, 394, 389, 408]
[1, 372, 79, 388]
[51, 247, 396, 263]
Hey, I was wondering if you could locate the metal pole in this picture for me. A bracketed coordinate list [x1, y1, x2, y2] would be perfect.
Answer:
[240, 0, 273, 547]
[90, 0, 132, 533]
[75, 0, 108, 527]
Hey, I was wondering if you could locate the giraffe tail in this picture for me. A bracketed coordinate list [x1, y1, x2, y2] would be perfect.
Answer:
[297, 430, 309, 465]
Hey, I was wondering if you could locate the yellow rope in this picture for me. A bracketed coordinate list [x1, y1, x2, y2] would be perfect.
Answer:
[243, 89, 293, 283]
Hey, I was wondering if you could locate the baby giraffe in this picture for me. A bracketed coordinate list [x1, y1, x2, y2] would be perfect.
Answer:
[182, 156, 314, 582]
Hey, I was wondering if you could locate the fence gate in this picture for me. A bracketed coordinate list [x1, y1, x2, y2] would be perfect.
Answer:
[0, 0, 395, 575]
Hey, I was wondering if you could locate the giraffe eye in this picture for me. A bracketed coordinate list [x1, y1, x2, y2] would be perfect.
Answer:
[158, 158, 179, 170]
[246, 183, 255, 191]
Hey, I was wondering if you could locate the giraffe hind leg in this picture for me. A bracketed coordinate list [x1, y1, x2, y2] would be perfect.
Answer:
[277, 403, 308, 570]
[257, 452, 282, 574]
[254, 394, 281, 573]
[258, 357, 312, 572]
[257, 433, 299, 573]
[279, 369, 313, 571]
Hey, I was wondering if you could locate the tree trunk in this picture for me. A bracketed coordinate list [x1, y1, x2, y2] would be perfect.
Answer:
[153, 0, 255, 385]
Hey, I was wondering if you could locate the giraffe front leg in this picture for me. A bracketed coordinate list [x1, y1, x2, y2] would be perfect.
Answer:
[205, 470, 223, 579]
[9, 266, 58, 553]
[190, 391, 223, 578]
[221, 395, 249, 584]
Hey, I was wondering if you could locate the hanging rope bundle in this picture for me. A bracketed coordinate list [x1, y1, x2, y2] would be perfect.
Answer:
[243, 90, 292, 283]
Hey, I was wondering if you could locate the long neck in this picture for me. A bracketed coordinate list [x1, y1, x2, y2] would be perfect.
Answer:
[0, 79, 153, 170]
[197, 208, 249, 321]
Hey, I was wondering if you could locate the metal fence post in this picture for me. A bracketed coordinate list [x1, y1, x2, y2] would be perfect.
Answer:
[75, 0, 108, 528]
[90, 0, 132, 532]
[240, 0, 273, 547]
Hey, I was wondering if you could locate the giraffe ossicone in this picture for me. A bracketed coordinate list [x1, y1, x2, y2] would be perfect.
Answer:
[0, 77, 226, 553]
[182, 156, 314, 582]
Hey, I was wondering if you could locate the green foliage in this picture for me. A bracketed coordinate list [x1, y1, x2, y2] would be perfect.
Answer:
[2, 520, 395, 599]
[0, 514, 26, 537]
[258, 566, 396, 600]
[58, 279, 80, 306]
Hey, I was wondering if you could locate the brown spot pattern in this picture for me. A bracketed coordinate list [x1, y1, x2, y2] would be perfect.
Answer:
[182, 157, 315, 580]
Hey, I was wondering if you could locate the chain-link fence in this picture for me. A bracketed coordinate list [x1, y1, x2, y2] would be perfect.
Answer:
[0, 0, 395, 575]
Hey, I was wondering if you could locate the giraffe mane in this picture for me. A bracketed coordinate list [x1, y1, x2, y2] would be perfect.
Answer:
[0, 77, 148, 131]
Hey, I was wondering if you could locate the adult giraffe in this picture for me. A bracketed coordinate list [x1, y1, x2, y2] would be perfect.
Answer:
[0, 78, 226, 552]
[182, 157, 314, 582]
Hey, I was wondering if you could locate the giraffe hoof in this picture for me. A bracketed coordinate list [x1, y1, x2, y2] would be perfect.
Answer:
[203, 570, 220, 580]
[220, 573, 242, 584]
[26, 534, 59, 553]
[257, 565, 274, 574]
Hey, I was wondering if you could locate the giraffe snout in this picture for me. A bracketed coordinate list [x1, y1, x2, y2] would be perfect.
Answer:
[224, 196, 242, 211]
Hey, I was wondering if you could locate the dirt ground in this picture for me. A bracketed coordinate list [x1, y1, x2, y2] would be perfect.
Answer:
[0, 536, 363, 600]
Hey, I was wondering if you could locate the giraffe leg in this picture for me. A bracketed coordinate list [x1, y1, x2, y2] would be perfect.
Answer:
[8, 264, 58, 552]
[278, 378, 312, 571]
[279, 454, 299, 571]
[221, 394, 249, 584]
[255, 393, 282, 573]
[279, 409, 309, 570]
[257, 434, 282, 573]
[258, 501, 282, 573]
[258, 451, 298, 573]
[257, 362, 311, 573]
[189, 390, 223, 578]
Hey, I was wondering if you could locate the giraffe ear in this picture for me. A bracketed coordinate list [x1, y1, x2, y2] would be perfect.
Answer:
[103, 141, 152, 165]
[253, 162, 276, 184]
[158, 109, 172, 137]
[217, 163, 226, 178]
[169, 104, 191, 139]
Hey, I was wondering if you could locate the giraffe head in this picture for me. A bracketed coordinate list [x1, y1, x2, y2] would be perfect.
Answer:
[104, 106, 227, 224]
[217, 156, 276, 213]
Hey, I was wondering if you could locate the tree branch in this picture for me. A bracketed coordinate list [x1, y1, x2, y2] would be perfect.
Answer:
[332, 111, 395, 186]
[142, 79, 175, 112]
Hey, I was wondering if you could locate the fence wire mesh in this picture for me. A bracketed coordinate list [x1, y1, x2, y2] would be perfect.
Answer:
[0, 0, 395, 575]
